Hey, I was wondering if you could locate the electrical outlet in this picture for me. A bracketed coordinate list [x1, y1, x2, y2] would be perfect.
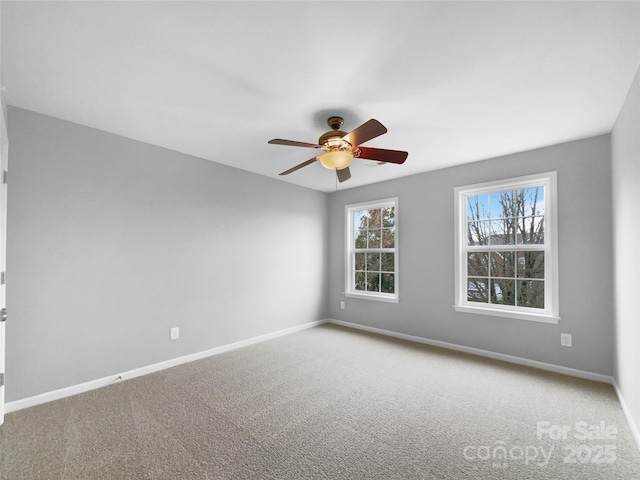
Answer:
[170, 327, 179, 340]
[340, 301, 345, 310]
[560, 333, 572, 347]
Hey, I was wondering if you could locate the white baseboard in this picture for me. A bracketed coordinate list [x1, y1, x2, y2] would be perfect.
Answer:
[328, 319, 640, 453]
[612, 379, 640, 451]
[328, 319, 613, 384]
[8, 316, 640, 456]
[5, 319, 328, 414]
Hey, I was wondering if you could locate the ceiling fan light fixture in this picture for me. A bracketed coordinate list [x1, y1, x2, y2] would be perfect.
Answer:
[270, 116, 407, 180]
[318, 150, 353, 170]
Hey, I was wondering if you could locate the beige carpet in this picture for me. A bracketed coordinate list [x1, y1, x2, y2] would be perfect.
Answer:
[1, 323, 639, 479]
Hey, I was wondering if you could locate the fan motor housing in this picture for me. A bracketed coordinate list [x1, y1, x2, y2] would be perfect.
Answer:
[318, 130, 348, 147]
[318, 116, 352, 151]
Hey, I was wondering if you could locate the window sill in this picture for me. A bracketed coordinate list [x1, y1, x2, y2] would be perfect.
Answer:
[454, 304, 559, 324]
[345, 292, 399, 303]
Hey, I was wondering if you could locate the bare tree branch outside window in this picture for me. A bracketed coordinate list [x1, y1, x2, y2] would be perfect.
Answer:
[466, 187, 545, 309]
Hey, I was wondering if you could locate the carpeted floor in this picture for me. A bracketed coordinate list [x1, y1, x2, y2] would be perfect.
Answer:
[1, 323, 639, 479]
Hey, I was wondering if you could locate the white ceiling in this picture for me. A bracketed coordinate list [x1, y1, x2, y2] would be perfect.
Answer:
[2, 1, 639, 192]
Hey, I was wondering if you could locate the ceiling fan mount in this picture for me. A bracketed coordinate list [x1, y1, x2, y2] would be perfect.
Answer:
[268, 116, 408, 183]
[326, 115, 344, 130]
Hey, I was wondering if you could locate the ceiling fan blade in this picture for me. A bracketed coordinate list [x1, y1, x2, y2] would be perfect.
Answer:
[342, 119, 387, 147]
[336, 167, 351, 183]
[279, 156, 318, 176]
[357, 146, 408, 164]
[268, 139, 322, 149]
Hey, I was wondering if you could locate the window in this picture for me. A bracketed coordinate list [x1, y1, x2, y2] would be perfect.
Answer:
[454, 172, 559, 323]
[345, 198, 398, 302]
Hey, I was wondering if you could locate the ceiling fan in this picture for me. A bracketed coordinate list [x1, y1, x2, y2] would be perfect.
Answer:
[268, 116, 408, 183]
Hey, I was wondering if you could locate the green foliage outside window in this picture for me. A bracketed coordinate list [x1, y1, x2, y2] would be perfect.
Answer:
[353, 206, 395, 294]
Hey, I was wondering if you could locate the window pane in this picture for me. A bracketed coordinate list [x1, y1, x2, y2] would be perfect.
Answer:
[490, 279, 515, 305]
[367, 229, 381, 248]
[354, 252, 366, 271]
[381, 252, 394, 272]
[467, 194, 489, 221]
[381, 273, 395, 293]
[517, 280, 544, 309]
[518, 216, 545, 244]
[517, 251, 544, 279]
[368, 209, 381, 228]
[522, 186, 544, 216]
[467, 220, 489, 246]
[490, 191, 514, 219]
[366, 253, 380, 271]
[354, 210, 370, 230]
[354, 230, 367, 249]
[366, 272, 380, 292]
[490, 219, 517, 245]
[468, 278, 489, 303]
[354, 271, 366, 291]
[491, 251, 515, 278]
[383, 207, 395, 227]
[382, 228, 395, 248]
[467, 252, 488, 277]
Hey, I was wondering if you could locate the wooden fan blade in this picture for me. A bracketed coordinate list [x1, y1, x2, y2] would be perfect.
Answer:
[336, 167, 351, 183]
[279, 156, 318, 176]
[342, 119, 387, 147]
[357, 146, 408, 164]
[268, 139, 322, 149]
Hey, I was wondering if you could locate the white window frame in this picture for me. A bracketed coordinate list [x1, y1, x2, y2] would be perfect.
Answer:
[454, 172, 559, 324]
[345, 197, 399, 303]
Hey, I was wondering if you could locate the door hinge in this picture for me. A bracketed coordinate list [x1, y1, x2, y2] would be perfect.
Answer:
[0, 373, 4, 388]
[2, 170, 6, 184]
[1, 271, 4, 285]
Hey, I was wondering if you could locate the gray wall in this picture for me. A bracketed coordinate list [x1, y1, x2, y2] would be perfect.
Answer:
[5, 104, 624, 404]
[328, 135, 614, 375]
[612, 67, 640, 435]
[6, 107, 328, 401]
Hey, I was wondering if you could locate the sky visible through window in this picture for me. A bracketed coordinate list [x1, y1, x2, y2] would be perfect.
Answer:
[466, 187, 545, 309]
